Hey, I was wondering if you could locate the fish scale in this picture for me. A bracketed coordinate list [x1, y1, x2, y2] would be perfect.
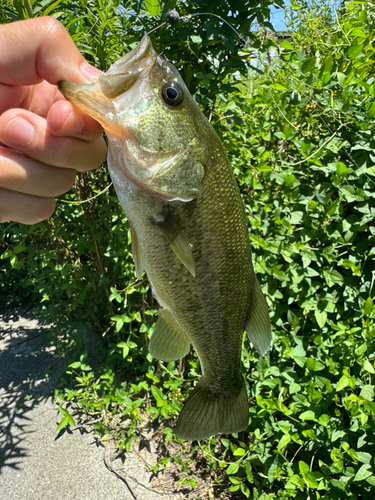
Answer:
[59, 34, 272, 441]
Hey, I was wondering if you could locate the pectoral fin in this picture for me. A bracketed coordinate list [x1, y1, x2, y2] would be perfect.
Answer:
[154, 209, 195, 277]
[129, 221, 144, 279]
[149, 309, 191, 362]
[245, 278, 272, 356]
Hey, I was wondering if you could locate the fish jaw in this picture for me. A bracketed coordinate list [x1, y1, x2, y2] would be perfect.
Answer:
[59, 35, 209, 202]
[58, 80, 120, 133]
[58, 34, 157, 137]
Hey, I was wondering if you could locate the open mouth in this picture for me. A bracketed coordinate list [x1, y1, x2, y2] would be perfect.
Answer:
[58, 35, 157, 134]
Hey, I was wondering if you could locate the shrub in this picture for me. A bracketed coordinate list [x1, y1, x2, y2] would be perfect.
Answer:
[1, 0, 375, 498]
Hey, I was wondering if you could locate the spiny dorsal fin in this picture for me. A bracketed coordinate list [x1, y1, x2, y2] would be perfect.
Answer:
[245, 277, 272, 356]
[154, 208, 196, 277]
[149, 309, 191, 362]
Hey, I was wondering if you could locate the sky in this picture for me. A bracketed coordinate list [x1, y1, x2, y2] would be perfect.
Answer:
[269, 0, 344, 31]
[270, 0, 290, 30]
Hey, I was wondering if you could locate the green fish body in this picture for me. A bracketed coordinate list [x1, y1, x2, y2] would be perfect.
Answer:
[59, 35, 271, 441]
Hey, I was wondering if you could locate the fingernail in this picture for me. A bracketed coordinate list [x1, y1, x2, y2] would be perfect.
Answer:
[80, 61, 102, 81]
[4, 117, 35, 147]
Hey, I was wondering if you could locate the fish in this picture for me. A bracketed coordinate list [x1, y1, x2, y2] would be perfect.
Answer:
[59, 35, 271, 441]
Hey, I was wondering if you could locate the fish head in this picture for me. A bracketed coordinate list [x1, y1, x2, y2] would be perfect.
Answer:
[59, 35, 212, 201]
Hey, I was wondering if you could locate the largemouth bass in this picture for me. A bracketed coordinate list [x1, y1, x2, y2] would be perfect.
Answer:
[59, 35, 271, 441]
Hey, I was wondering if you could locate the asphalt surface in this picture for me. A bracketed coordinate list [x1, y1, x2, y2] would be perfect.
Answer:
[0, 308, 182, 500]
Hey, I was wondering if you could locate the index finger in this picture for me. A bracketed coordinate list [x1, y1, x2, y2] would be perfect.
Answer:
[0, 17, 96, 87]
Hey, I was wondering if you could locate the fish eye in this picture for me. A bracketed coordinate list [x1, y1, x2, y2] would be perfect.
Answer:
[161, 82, 183, 107]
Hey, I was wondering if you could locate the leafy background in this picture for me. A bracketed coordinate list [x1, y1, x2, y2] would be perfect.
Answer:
[1, 0, 375, 498]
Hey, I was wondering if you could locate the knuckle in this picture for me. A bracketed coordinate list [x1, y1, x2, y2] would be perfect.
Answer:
[40, 16, 65, 37]
[55, 138, 73, 167]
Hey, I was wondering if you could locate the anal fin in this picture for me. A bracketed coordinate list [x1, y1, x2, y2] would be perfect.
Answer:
[149, 309, 191, 362]
[245, 277, 272, 356]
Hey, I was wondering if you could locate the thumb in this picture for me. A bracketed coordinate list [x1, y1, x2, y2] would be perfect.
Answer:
[0, 17, 100, 87]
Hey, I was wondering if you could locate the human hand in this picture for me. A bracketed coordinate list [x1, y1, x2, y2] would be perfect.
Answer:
[0, 17, 107, 224]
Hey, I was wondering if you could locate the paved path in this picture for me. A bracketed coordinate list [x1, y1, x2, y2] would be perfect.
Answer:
[0, 309, 182, 500]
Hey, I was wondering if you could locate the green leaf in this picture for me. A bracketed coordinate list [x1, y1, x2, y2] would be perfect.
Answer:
[367, 103, 375, 118]
[56, 416, 70, 432]
[360, 385, 374, 401]
[145, 0, 161, 17]
[13, 245, 26, 254]
[299, 461, 310, 476]
[306, 358, 325, 371]
[1, 249, 13, 259]
[299, 410, 316, 421]
[277, 434, 291, 451]
[227, 462, 240, 475]
[363, 360, 375, 374]
[273, 83, 288, 91]
[354, 464, 372, 482]
[228, 475, 242, 484]
[314, 310, 327, 329]
[56, 409, 75, 431]
[233, 447, 246, 456]
[331, 430, 345, 442]
[318, 414, 330, 427]
[190, 35, 202, 44]
[115, 318, 124, 332]
[301, 56, 316, 74]
[80, 363, 91, 371]
[68, 361, 81, 369]
[117, 342, 130, 358]
[347, 44, 363, 59]
[323, 269, 344, 287]
[280, 40, 293, 50]
[336, 162, 348, 177]
[241, 483, 251, 498]
[289, 382, 301, 394]
[10, 255, 18, 268]
[229, 485, 240, 492]
[330, 478, 347, 491]
[363, 297, 374, 316]
[357, 452, 372, 464]
[151, 385, 164, 404]
[336, 375, 350, 392]
[284, 174, 296, 187]
[305, 472, 319, 489]
[327, 199, 339, 216]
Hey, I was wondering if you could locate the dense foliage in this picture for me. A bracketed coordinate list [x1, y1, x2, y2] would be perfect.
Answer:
[1, 0, 375, 498]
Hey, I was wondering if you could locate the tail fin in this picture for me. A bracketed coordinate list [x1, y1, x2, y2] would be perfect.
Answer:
[174, 378, 249, 441]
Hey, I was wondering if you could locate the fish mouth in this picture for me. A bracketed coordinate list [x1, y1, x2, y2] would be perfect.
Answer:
[59, 36, 202, 202]
[58, 35, 157, 135]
